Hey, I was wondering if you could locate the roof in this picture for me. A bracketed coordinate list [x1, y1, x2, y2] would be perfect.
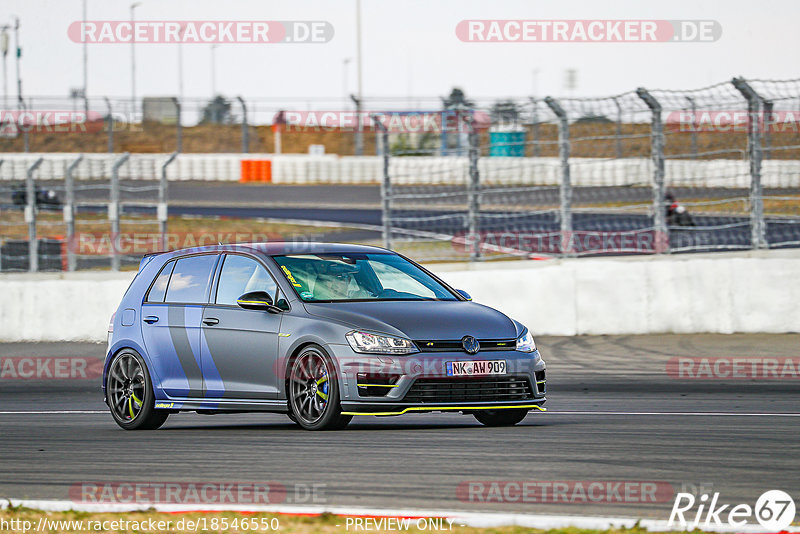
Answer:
[243, 242, 390, 256]
[160, 242, 391, 257]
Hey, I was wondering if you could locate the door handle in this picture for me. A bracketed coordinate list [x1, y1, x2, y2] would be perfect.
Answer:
[203, 317, 220, 326]
[143, 316, 159, 324]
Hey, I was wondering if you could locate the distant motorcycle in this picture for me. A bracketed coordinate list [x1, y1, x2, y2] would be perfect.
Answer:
[11, 185, 63, 210]
[665, 192, 694, 227]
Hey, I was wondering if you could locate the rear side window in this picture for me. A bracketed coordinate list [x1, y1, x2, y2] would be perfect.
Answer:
[164, 255, 218, 304]
[215, 255, 278, 306]
[146, 260, 175, 303]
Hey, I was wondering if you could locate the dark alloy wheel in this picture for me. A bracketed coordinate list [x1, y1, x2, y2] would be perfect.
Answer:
[288, 346, 351, 430]
[473, 408, 529, 427]
[106, 350, 169, 430]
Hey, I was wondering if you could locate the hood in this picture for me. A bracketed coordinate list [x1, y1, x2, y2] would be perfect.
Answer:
[302, 300, 519, 341]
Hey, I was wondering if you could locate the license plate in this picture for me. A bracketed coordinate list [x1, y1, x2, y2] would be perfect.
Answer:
[446, 360, 507, 377]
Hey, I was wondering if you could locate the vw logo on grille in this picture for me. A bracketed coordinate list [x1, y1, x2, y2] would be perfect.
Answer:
[461, 335, 480, 354]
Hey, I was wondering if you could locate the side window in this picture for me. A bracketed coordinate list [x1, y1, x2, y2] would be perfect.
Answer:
[215, 255, 278, 306]
[146, 260, 174, 303]
[164, 255, 218, 304]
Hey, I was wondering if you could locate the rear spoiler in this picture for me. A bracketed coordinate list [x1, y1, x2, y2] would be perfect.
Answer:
[138, 251, 167, 271]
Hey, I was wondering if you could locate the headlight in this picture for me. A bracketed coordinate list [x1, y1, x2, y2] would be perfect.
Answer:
[516, 329, 536, 353]
[345, 330, 418, 354]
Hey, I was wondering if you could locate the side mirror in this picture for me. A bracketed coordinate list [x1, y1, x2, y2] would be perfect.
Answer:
[237, 291, 282, 313]
[456, 289, 472, 301]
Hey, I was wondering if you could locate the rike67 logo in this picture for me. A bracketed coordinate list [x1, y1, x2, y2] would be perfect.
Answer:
[669, 490, 796, 531]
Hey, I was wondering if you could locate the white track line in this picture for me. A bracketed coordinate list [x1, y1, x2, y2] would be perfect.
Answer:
[2, 499, 798, 533]
[1, 410, 800, 417]
[0, 410, 106, 414]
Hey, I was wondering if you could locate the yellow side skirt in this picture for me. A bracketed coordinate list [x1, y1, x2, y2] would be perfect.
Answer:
[342, 404, 546, 416]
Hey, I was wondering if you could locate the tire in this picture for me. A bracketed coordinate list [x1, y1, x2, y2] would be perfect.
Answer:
[287, 345, 351, 430]
[106, 349, 169, 431]
[473, 408, 529, 427]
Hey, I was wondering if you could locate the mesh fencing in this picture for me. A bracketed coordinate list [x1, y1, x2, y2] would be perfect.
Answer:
[0, 155, 165, 272]
[381, 78, 800, 262]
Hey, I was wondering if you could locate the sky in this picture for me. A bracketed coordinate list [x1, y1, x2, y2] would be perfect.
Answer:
[1, 0, 798, 110]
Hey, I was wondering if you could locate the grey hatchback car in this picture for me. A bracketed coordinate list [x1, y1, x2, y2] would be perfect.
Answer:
[104, 242, 546, 431]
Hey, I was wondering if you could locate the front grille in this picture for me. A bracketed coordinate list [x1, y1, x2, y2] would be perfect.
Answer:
[414, 339, 516, 352]
[403, 376, 534, 403]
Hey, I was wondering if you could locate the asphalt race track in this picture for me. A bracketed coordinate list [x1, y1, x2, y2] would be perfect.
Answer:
[1, 334, 799, 519]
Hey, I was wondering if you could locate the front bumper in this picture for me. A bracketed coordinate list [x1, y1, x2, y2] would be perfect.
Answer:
[327, 344, 547, 416]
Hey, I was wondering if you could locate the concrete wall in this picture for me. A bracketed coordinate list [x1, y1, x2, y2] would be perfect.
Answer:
[0, 252, 797, 342]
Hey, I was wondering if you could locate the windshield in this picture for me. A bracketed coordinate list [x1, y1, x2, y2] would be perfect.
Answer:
[272, 253, 458, 302]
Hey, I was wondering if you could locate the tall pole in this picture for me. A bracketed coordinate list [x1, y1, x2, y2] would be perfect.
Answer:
[354, 0, 363, 156]
[177, 24, 185, 104]
[82, 0, 88, 113]
[1, 28, 8, 109]
[342, 58, 351, 101]
[130, 3, 140, 118]
[211, 44, 218, 97]
[14, 17, 21, 108]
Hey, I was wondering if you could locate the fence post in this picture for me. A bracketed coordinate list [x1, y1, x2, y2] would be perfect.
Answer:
[237, 96, 249, 153]
[613, 96, 623, 158]
[351, 95, 363, 156]
[732, 77, 766, 249]
[20, 99, 30, 153]
[25, 157, 43, 272]
[529, 98, 540, 157]
[636, 88, 668, 253]
[686, 96, 698, 159]
[159, 152, 178, 250]
[64, 155, 83, 272]
[0, 160, 3, 272]
[110, 153, 129, 271]
[544, 97, 572, 256]
[372, 115, 391, 249]
[173, 97, 182, 153]
[104, 97, 113, 153]
[761, 98, 773, 160]
[465, 113, 481, 261]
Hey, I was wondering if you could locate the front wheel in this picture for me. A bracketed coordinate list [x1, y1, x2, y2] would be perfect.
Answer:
[288, 346, 351, 430]
[473, 408, 529, 427]
[106, 350, 169, 430]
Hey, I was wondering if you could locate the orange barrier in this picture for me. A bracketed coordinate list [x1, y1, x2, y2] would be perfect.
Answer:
[239, 159, 272, 183]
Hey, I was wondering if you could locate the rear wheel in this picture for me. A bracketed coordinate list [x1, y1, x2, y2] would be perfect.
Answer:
[473, 408, 529, 427]
[288, 346, 351, 430]
[106, 350, 168, 430]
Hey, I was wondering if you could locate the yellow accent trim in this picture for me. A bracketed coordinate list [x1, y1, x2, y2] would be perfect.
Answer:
[237, 299, 270, 306]
[278, 333, 291, 337]
[357, 383, 398, 388]
[536, 380, 546, 384]
[316, 390, 328, 401]
[342, 404, 546, 416]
